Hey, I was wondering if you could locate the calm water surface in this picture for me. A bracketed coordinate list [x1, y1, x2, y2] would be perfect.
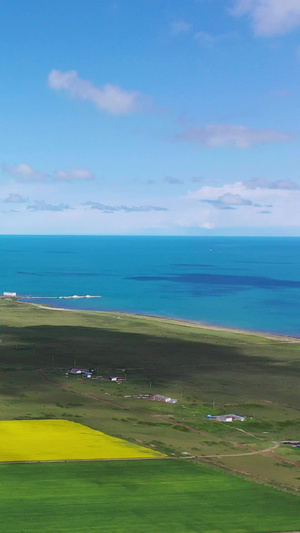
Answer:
[0, 236, 299, 336]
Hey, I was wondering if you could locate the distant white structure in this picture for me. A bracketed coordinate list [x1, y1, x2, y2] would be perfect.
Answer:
[3, 292, 17, 297]
[206, 414, 246, 422]
[150, 394, 178, 404]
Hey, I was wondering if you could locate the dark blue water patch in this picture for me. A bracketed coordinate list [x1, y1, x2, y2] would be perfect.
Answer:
[171, 263, 215, 268]
[162, 284, 242, 297]
[17, 271, 104, 277]
[170, 263, 248, 272]
[0, 249, 75, 254]
[237, 261, 292, 265]
[127, 273, 300, 289]
[188, 286, 242, 297]
[42, 251, 75, 254]
[260, 297, 300, 310]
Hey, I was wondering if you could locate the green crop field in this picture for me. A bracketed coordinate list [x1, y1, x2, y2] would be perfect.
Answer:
[1, 459, 300, 533]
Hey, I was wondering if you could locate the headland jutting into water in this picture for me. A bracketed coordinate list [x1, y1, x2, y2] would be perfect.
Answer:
[1, 292, 102, 300]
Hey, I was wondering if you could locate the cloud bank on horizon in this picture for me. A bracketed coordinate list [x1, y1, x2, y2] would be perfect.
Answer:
[0, 0, 300, 235]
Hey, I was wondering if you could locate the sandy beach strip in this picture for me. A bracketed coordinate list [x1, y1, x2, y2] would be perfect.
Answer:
[17, 299, 300, 343]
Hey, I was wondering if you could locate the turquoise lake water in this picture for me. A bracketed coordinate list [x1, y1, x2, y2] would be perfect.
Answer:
[0, 236, 299, 336]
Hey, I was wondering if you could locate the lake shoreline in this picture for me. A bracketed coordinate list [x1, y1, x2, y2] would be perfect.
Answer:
[19, 299, 300, 343]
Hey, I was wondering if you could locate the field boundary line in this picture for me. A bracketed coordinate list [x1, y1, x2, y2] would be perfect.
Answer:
[0, 456, 171, 465]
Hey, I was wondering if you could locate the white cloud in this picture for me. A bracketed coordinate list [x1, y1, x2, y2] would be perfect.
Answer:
[164, 176, 185, 184]
[232, 0, 300, 36]
[27, 201, 72, 212]
[194, 31, 218, 46]
[3, 193, 28, 203]
[194, 31, 234, 47]
[202, 222, 215, 229]
[55, 167, 95, 181]
[218, 192, 252, 205]
[244, 178, 299, 189]
[2, 163, 96, 183]
[201, 192, 253, 210]
[83, 202, 168, 213]
[176, 123, 293, 148]
[2, 163, 48, 181]
[48, 70, 145, 115]
[184, 178, 300, 228]
[170, 19, 192, 35]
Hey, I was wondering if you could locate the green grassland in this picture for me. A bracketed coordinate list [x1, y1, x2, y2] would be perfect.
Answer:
[1, 460, 300, 533]
[0, 299, 300, 495]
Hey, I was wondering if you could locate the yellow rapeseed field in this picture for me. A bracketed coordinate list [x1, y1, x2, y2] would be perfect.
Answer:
[0, 419, 166, 462]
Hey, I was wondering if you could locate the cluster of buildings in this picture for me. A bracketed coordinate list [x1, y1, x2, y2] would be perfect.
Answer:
[281, 441, 300, 448]
[67, 368, 95, 378]
[206, 414, 246, 422]
[149, 394, 178, 404]
[66, 370, 126, 382]
[127, 393, 178, 403]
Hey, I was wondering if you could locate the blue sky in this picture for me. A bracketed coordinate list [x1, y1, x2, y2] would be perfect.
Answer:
[1, 0, 300, 235]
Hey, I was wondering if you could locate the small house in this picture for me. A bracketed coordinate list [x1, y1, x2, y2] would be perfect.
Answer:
[70, 368, 93, 375]
[206, 413, 246, 422]
[108, 377, 125, 382]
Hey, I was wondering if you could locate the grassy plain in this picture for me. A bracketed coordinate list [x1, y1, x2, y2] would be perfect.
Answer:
[0, 299, 299, 492]
[1, 459, 300, 533]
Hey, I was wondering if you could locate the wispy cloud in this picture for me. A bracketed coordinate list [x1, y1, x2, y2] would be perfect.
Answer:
[54, 167, 95, 181]
[243, 178, 299, 190]
[202, 192, 253, 209]
[2, 163, 48, 181]
[3, 193, 28, 203]
[194, 31, 235, 47]
[27, 201, 72, 212]
[190, 177, 205, 184]
[83, 202, 168, 213]
[175, 123, 293, 148]
[2, 163, 95, 183]
[164, 176, 184, 185]
[170, 19, 192, 36]
[48, 69, 147, 115]
[231, 0, 300, 36]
